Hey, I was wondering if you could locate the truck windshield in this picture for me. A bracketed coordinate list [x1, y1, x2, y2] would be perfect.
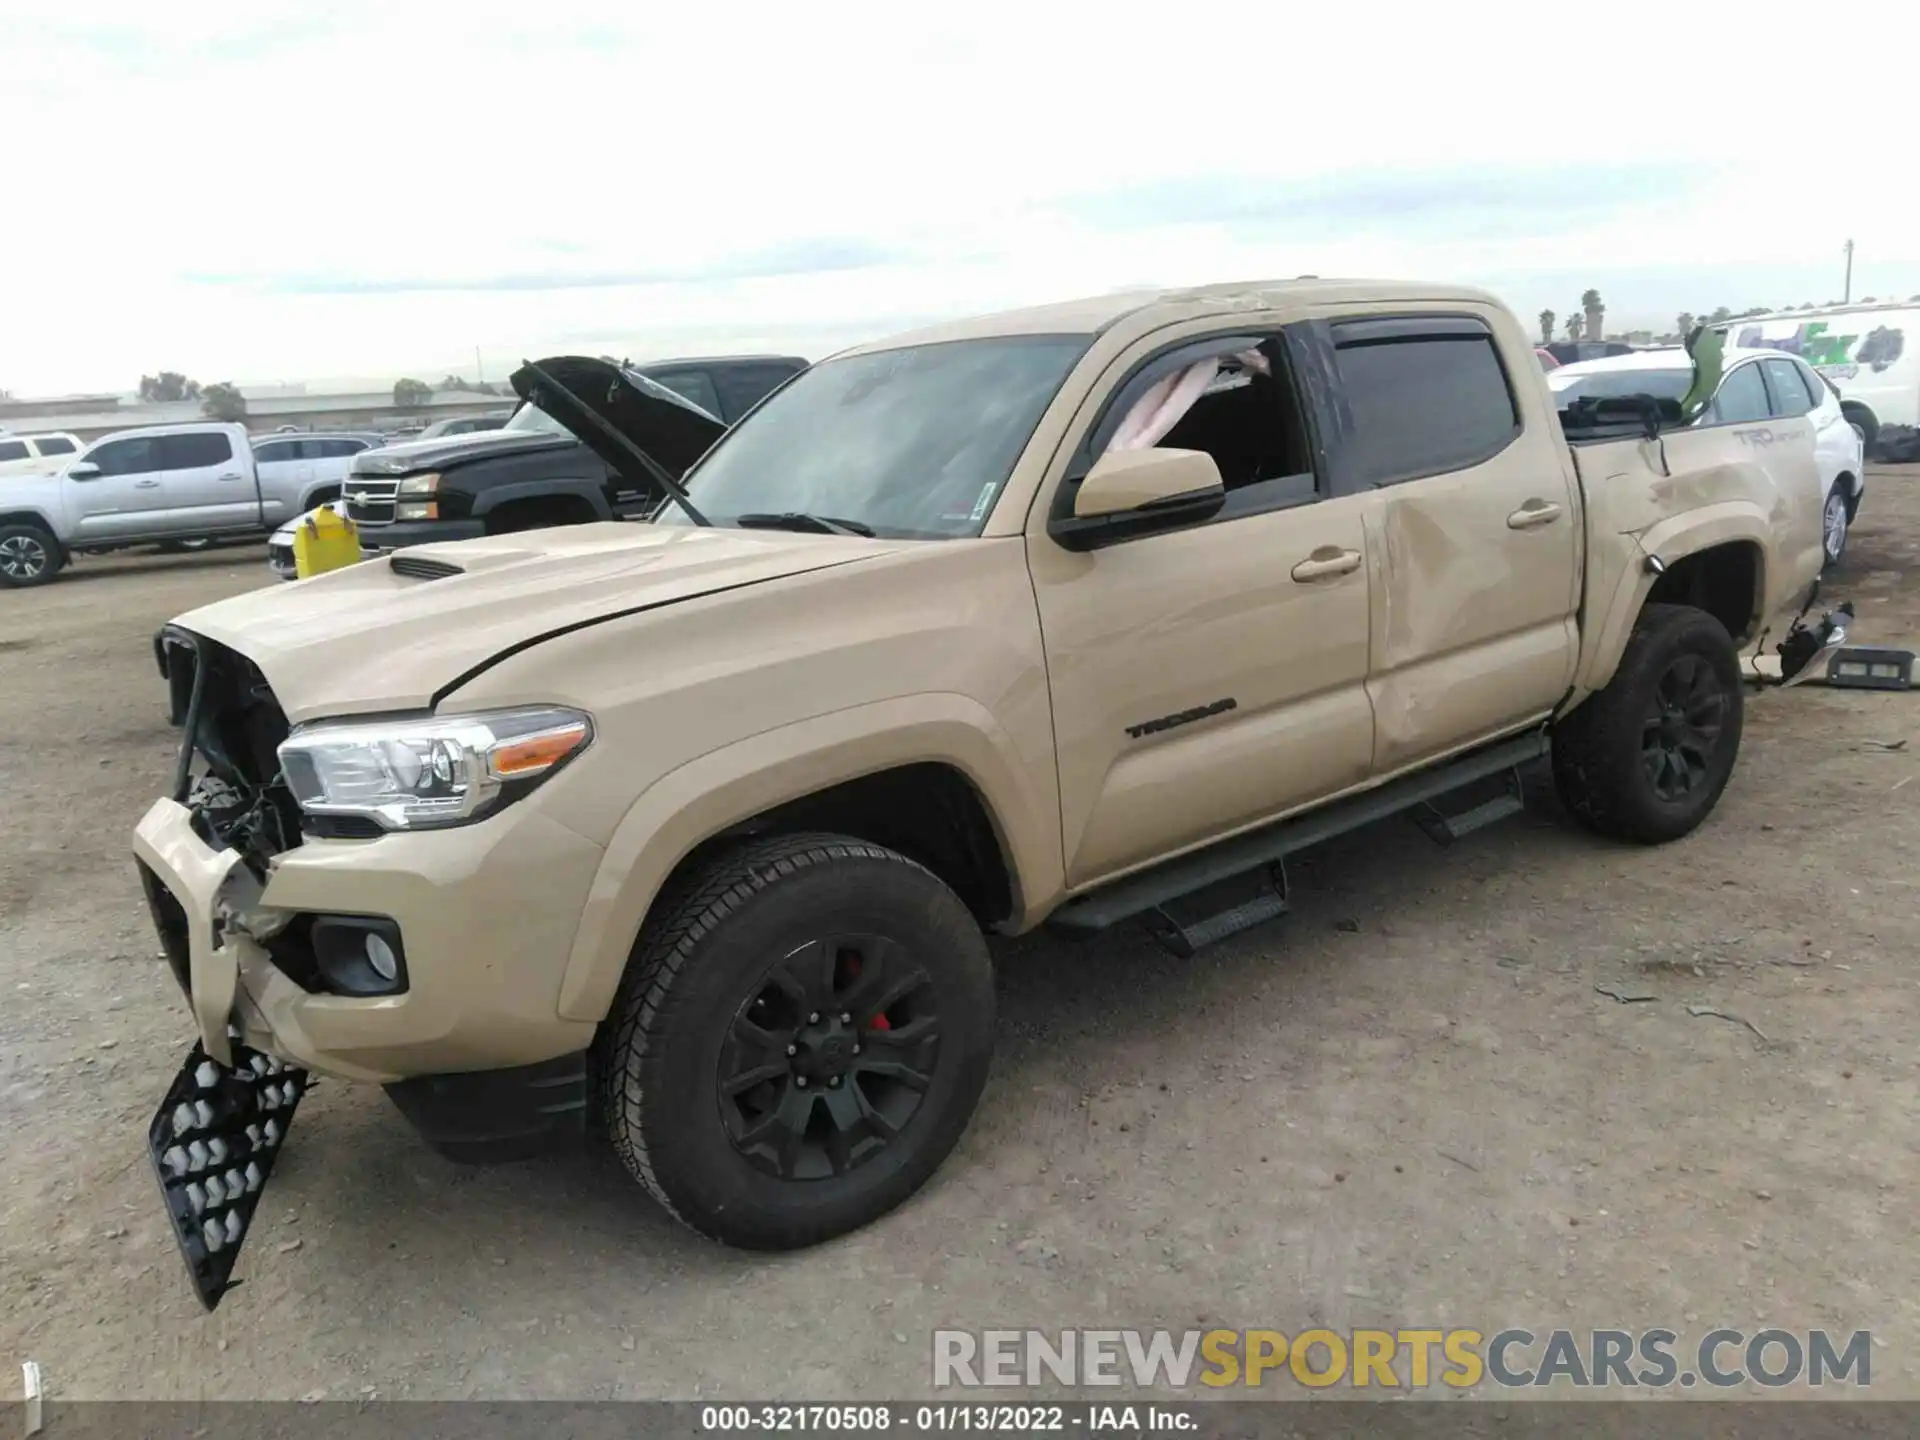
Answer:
[655, 335, 1090, 539]
[501, 402, 570, 437]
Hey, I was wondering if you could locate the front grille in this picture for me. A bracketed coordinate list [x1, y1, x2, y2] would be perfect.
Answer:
[389, 554, 463, 581]
[344, 478, 398, 526]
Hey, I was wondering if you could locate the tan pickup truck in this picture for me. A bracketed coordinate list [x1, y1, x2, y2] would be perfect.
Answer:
[135, 280, 1828, 1307]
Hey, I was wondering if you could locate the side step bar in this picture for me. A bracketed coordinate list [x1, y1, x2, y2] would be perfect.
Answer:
[1048, 728, 1548, 946]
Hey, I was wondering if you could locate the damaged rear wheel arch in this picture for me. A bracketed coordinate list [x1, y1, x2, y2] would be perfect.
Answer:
[1644, 541, 1762, 645]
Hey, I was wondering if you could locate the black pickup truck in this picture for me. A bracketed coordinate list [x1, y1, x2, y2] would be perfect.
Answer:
[339, 353, 806, 549]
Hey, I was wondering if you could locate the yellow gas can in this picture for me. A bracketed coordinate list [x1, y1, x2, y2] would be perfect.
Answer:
[292, 505, 363, 580]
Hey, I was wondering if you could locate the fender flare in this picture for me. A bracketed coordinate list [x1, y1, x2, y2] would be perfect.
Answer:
[469, 478, 611, 520]
[555, 693, 1063, 1022]
[1575, 501, 1772, 696]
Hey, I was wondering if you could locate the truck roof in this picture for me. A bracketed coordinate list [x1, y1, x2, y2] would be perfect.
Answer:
[841, 278, 1507, 356]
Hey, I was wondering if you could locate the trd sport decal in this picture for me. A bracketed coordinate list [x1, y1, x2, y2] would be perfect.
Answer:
[1124, 697, 1238, 740]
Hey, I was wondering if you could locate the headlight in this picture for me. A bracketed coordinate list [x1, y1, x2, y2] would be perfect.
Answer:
[396, 473, 440, 496]
[277, 707, 592, 831]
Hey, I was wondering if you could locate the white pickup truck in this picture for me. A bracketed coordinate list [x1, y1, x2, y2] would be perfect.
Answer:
[0, 424, 381, 587]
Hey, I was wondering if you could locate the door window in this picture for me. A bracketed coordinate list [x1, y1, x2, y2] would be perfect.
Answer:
[1331, 326, 1520, 486]
[0, 441, 28, 463]
[157, 432, 235, 468]
[87, 436, 162, 476]
[314, 437, 369, 458]
[1760, 358, 1814, 418]
[711, 362, 803, 421]
[649, 369, 725, 420]
[32, 437, 76, 457]
[254, 440, 296, 465]
[1709, 363, 1770, 425]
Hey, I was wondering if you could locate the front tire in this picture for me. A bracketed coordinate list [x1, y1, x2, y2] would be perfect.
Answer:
[1552, 603, 1744, 844]
[0, 523, 63, 587]
[600, 833, 995, 1249]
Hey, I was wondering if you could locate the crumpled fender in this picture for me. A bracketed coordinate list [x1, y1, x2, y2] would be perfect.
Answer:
[555, 693, 1062, 1023]
[1572, 499, 1773, 699]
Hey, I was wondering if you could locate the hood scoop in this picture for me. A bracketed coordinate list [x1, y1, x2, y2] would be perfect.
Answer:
[389, 554, 465, 581]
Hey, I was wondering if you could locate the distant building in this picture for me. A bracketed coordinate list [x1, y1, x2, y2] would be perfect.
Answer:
[0, 386, 512, 443]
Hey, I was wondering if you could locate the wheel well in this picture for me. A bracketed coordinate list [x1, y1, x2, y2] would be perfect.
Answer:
[1837, 472, 1861, 518]
[0, 511, 56, 535]
[670, 763, 1016, 927]
[303, 485, 341, 508]
[1645, 541, 1761, 643]
[483, 494, 600, 534]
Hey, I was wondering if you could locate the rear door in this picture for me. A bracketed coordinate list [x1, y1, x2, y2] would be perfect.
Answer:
[156, 430, 257, 532]
[1759, 356, 1851, 499]
[67, 434, 168, 539]
[252, 438, 307, 520]
[1317, 311, 1582, 773]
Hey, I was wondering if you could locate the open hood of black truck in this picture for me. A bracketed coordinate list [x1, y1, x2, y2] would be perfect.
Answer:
[509, 355, 729, 492]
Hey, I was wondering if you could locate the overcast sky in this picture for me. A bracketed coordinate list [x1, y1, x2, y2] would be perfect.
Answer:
[6, 0, 1919, 396]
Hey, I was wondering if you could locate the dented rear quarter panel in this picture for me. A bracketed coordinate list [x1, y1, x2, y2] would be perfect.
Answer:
[1570, 418, 1825, 700]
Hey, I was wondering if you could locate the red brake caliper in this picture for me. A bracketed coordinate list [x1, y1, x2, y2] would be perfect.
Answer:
[844, 955, 890, 1031]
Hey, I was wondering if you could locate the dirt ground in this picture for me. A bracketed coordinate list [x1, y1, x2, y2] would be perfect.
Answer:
[3, 477, 1917, 1403]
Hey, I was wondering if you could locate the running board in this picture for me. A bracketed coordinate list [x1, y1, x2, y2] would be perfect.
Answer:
[1411, 766, 1527, 847]
[1048, 729, 1548, 943]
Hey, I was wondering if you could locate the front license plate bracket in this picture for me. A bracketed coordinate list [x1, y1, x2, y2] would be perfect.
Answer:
[147, 1036, 310, 1310]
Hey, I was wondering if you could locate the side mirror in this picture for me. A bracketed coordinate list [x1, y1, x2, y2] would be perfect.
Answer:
[66, 461, 101, 481]
[1050, 448, 1226, 552]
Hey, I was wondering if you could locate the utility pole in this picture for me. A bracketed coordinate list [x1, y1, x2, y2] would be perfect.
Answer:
[1843, 239, 1854, 304]
[475, 347, 484, 388]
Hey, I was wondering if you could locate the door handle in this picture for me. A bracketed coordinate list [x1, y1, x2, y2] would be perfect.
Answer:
[1507, 500, 1563, 529]
[134, 479, 162, 489]
[1290, 547, 1362, 582]
[218, 472, 243, 481]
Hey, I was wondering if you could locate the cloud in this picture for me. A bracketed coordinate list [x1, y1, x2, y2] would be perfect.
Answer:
[188, 237, 909, 295]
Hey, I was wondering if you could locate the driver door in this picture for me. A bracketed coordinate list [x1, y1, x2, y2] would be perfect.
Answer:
[67, 434, 167, 540]
[1026, 327, 1377, 888]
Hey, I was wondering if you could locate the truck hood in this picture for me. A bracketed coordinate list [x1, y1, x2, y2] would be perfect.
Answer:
[510, 355, 728, 487]
[171, 523, 905, 723]
[348, 427, 581, 477]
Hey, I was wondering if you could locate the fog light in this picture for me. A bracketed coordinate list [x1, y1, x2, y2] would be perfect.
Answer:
[365, 932, 398, 982]
[309, 915, 408, 996]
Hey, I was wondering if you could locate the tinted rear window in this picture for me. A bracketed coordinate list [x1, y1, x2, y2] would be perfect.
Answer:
[33, 437, 76, 456]
[1334, 332, 1520, 486]
[157, 432, 235, 468]
[0, 441, 29, 462]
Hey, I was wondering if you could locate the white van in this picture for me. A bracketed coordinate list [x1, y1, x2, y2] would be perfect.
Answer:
[1717, 303, 1920, 458]
[0, 432, 84, 480]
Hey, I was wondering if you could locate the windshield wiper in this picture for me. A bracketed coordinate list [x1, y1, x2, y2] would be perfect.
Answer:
[516, 358, 710, 527]
[735, 512, 876, 537]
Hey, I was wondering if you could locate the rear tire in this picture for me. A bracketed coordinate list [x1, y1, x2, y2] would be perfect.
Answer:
[599, 832, 995, 1249]
[0, 523, 63, 587]
[1552, 603, 1744, 844]
[1822, 483, 1851, 568]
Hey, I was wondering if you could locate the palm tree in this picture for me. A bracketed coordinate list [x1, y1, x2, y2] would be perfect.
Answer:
[1537, 309, 1555, 346]
[1675, 312, 1695, 341]
[1581, 289, 1604, 342]
[1565, 314, 1583, 341]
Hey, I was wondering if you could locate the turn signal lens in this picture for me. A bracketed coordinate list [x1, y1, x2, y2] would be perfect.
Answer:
[488, 722, 591, 779]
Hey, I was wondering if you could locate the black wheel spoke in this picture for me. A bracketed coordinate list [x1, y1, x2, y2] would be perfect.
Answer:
[722, 1061, 789, 1097]
[719, 929, 940, 1182]
[854, 1056, 933, 1094]
[860, 1014, 939, 1050]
